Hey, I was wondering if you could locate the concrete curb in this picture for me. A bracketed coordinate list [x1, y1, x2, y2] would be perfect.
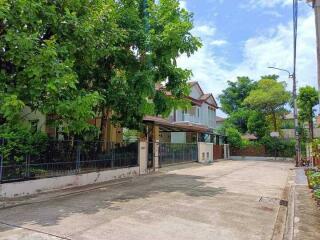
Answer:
[272, 169, 294, 240]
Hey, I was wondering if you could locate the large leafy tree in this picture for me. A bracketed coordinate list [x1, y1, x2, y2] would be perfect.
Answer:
[218, 77, 257, 134]
[0, 0, 120, 137]
[297, 86, 319, 139]
[244, 76, 290, 131]
[219, 77, 257, 115]
[0, 0, 201, 139]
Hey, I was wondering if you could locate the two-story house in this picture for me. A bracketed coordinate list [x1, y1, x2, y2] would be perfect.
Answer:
[146, 82, 221, 144]
[169, 82, 218, 143]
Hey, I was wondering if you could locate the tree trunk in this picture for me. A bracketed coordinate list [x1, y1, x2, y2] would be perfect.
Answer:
[99, 108, 109, 142]
[272, 111, 277, 131]
[309, 118, 314, 140]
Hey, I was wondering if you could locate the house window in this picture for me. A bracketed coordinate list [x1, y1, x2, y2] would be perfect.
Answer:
[197, 108, 200, 117]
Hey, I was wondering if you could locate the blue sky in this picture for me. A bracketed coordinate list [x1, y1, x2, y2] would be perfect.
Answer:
[177, 0, 317, 116]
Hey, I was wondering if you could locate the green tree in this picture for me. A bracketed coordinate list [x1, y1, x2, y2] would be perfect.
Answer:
[219, 77, 257, 115]
[297, 86, 319, 139]
[225, 127, 242, 148]
[226, 108, 252, 134]
[244, 77, 290, 131]
[0, 0, 201, 139]
[247, 111, 269, 139]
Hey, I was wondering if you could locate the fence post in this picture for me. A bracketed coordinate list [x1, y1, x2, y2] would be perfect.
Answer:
[76, 141, 81, 174]
[25, 154, 30, 179]
[0, 138, 3, 183]
[111, 142, 115, 169]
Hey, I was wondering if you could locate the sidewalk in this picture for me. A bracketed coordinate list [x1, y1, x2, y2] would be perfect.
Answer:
[292, 168, 320, 240]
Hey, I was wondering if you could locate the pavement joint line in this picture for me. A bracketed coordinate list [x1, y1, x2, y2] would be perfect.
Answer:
[0, 221, 72, 240]
[195, 162, 259, 181]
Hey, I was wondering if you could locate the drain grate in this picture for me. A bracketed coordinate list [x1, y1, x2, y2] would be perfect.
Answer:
[279, 199, 288, 206]
[258, 197, 288, 207]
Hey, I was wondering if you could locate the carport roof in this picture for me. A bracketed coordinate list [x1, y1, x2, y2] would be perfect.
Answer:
[143, 116, 212, 133]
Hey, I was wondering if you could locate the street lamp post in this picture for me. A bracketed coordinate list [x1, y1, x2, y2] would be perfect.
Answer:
[268, 67, 301, 167]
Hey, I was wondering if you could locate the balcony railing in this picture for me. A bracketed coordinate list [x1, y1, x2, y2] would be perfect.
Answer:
[182, 114, 200, 123]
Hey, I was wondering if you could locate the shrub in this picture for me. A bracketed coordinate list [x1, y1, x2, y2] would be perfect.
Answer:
[309, 172, 320, 189]
[260, 136, 295, 157]
[0, 125, 48, 163]
[225, 127, 242, 148]
[314, 189, 320, 200]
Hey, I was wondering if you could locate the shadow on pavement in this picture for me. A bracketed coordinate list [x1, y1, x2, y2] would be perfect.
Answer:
[0, 172, 225, 230]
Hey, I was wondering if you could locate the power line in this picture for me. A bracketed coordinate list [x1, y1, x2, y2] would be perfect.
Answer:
[293, 0, 298, 81]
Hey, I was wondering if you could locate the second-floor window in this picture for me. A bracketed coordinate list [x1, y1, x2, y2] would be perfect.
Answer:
[208, 107, 215, 127]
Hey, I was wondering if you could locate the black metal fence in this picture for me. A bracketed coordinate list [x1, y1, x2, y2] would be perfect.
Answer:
[159, 143, 198, 166]
[0, 140, 138, 183]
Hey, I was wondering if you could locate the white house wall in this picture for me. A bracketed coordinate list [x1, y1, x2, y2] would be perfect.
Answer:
[21, 106, 46, 132]
[176, 109, 183, 122]
[190, 84, 203, 99]
[200, 103, 208, 126]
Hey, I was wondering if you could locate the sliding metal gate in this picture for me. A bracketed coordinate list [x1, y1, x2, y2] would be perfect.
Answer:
[159, 143, 198, 166]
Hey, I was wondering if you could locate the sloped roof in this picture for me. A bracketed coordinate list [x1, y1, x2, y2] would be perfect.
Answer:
[155, 81, 219, 108]
[200, 93, 211, 100]
[188, 81, 204, 96]
[216, 116, 225, 122]
[242, 134, 258, 141]
[284, 113, 294, 120]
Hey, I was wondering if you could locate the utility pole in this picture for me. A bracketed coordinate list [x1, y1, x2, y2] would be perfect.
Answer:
[293, 0, 301, 167]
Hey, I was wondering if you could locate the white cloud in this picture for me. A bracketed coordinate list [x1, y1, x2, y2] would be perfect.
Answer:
[231, 13, 316, 89]
[263, 10, 283, 18]
[245, 0, 292, 8]
[178, 13, 317, 113]
[210, 40, 228, 46]
[177, 24, 230, 97]
[179, 0, 187, 9]
[195, 25, 216, 36]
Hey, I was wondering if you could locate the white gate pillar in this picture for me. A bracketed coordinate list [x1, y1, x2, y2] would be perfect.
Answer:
[224, 144, 230, 159]
[139, 141, 148, 175]
[154, 141, 160, 171]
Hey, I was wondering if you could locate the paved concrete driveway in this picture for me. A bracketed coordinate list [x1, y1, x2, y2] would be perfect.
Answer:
[0, 160, 292, 240]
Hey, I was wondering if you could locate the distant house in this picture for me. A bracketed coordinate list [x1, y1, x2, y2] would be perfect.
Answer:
[216, 116, 225, 129]
[281, 113, 295, 129]
[281, 112, 320, 139]
[242, 133, 258, 141]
